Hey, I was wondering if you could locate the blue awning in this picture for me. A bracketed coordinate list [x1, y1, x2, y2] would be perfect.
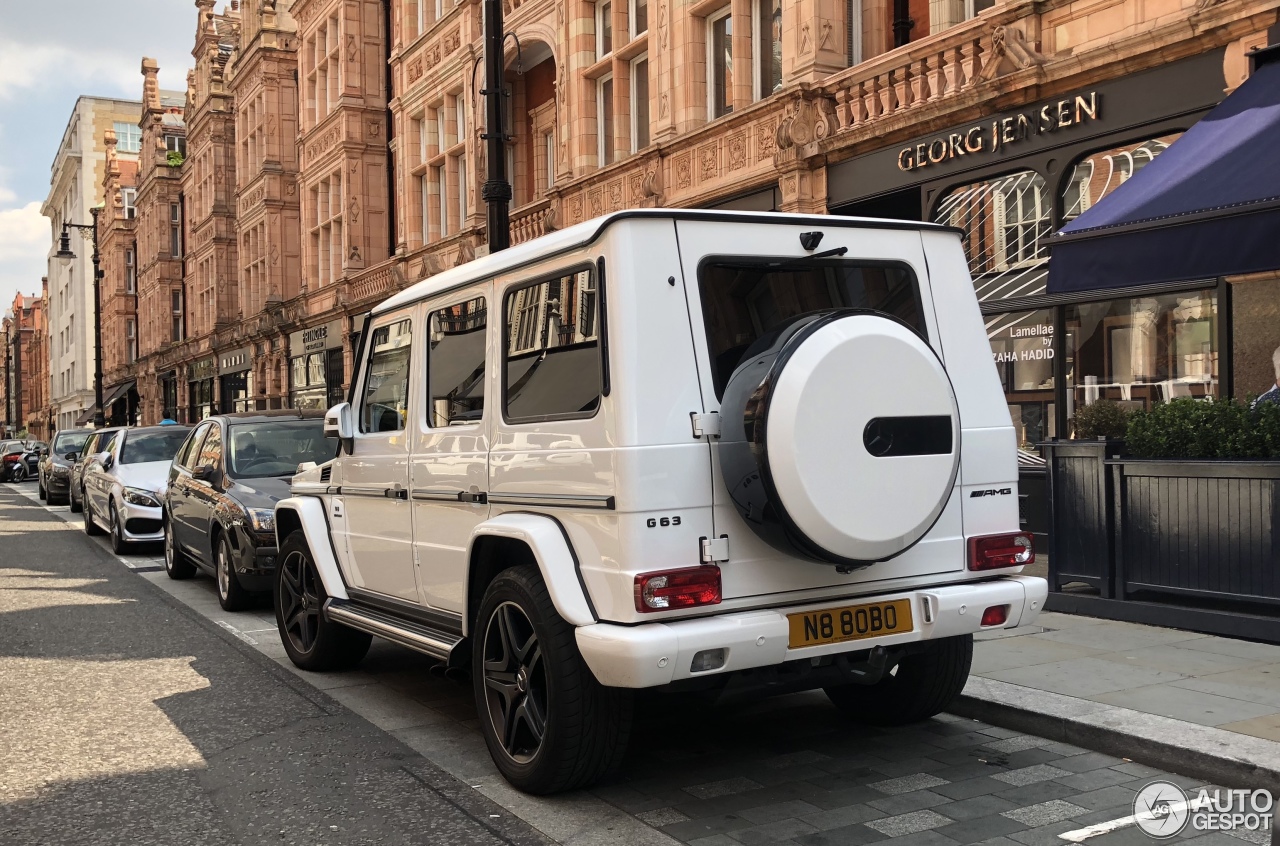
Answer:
[1047, 58, 1280, 293]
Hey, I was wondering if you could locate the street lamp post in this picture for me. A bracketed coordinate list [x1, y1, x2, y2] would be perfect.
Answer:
[482, 0, 512, 254]
[3, 320, 11, 437]
[55, 207, 105, 428]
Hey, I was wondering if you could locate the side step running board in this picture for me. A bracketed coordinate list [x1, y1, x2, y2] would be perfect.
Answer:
[324, 599, 464, 662]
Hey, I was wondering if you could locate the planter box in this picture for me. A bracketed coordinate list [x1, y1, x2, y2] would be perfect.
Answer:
[1043, 441, 1280, 639]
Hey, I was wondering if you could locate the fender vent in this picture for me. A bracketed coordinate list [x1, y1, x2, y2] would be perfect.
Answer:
[320, 466, 331, 483]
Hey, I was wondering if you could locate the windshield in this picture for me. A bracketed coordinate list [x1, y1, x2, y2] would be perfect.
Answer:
[120, 428, 193, 464]
[698, 258, 925, 399]
[228, 420, 334, 478]
[53, 432, 91, 455]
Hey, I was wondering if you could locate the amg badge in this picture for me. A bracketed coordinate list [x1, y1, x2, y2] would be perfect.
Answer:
[969, 488, 1012, 498]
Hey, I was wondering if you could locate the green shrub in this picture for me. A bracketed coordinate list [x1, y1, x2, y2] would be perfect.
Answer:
[1073, 399, 1129, 440]
[1125, 396, 1280, 459]
[166, 150, 185, 167]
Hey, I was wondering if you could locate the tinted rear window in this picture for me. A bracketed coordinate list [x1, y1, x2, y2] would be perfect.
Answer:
[120, 428, 193, 464]
[698, 258, 924, 398]
[53, 432, 91, 454]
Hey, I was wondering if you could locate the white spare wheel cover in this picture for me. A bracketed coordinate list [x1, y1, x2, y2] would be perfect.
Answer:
[718, 311, 960, 566]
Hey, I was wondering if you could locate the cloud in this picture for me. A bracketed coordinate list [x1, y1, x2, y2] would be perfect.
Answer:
[0, 202, 50, 307]
[0, 39, 188, 100]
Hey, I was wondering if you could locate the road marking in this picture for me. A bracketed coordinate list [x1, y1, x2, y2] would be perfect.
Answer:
[216, 620, 259, 645]
[1059, 793, 1213, 842]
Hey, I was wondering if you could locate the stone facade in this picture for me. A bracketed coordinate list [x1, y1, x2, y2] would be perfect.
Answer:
[97, 129, 142, 424]
[2, 293, 44, 438]
[26, 279, 52, 441]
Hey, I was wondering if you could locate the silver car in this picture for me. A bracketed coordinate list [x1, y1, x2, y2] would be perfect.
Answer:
[82, 425, 193, 553]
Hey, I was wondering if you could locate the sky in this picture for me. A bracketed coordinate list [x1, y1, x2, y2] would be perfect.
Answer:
[0, 0, 200, 314]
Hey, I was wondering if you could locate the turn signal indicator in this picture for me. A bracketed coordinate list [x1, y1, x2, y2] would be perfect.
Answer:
[634, 566, 722, 612]
[967, 533, 1034, 571]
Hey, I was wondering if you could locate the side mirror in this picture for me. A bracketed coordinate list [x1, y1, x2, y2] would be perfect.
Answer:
[324, 402, 355, 452]
[65, 452, 78, 461]
[192, 465, 215, 481]
[102, 454, 115, 471]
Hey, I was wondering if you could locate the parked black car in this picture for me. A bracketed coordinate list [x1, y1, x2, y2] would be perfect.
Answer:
[69, 428, 121, 513]
[40, 429, 93, 503]
[163, 410, 332, 611]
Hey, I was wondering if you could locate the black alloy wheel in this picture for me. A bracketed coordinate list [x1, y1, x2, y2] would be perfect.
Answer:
[109, 502, 131, 554]
[215, 532, 253, 612]
[274, 531, 369, 671]
[482, 601, 549, 765]
[163, 516, 197, 579]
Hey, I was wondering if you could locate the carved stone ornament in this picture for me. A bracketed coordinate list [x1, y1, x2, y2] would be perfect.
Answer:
[980, 25, 1046, 81]
[775, 96, 835, 150]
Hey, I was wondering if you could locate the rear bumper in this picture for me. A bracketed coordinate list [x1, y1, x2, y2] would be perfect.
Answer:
[575, 575, 1047, 689]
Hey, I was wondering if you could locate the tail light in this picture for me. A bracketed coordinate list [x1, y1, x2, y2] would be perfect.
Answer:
[634, 566, 722, 613]
[981, 605, 1010, 627]
[968, 532, 1034, 571]
[2, 455, 18, 463]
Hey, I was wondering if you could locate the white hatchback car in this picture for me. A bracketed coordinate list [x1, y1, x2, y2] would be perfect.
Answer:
[274, 210, 1047, 794]
[83, 425, 193, 553]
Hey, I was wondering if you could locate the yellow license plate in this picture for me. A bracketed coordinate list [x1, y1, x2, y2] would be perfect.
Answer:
[788, 598, 913, 648]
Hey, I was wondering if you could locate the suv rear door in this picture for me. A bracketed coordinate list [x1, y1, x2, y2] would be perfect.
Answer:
[673, 219, 963, 601]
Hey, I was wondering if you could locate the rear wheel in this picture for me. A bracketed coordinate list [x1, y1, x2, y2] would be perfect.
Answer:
[109, 502, 130, 554]
[473, 565, 633, 794]
[216, 532, 253, 612]
[164, 515, 197, 579]
[275, 531, 370, 671]
[83, 495, 105, 536]
[69, 484, 83, 513]
[38, 475, 46, 500]
[824, 634, 973, 725]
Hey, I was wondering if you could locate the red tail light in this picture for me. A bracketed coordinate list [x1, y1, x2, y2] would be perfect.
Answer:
[968, 533, 1034, 571]
[634, 566, 722, 613]
[981, 605, 1010, 627]
[2, 455, 18, 463]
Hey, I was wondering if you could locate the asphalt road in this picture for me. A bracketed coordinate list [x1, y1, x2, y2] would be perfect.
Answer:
[0, 485, 551, 846]
[0, 482, 1264, 846]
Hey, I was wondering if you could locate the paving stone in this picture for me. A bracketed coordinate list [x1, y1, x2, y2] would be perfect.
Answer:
[1067, 805, 1143, 827]
[1110, 762, 1165, 778]
[932, 763, 1011, 783]
[872, 758, 953, 777]
[938, 795, 1020, 822]
[1053, 768, 1136, 791]
[865, 809, 955, 837]
[932, 732, 1007, 750]
[731, 818, 820, 845]
[804, 785, 892, 810]
[769, 750, 833, 768]
[978, 726, 1024, 740]
[1000, 749, 1067, 769]
[795, 822, 893, 846]
[1008, 820, 1084, 846]
[871, 773, 951, 795]
[1052, 752, 1126, 773]
[663, 813, 755, 841]
[1225, 827, 1271, 845]
[739, 800, 824, 826]
[637, 807, 692, 827]
[1001, 799, 1087, 827]
[934, 814, 1030, 844]
[982, 736, 1058, 754]
[1071, 785, 1138, 811]
[799, 804, 887, 832]
[994, 780, 1080, 806]
[868, 790, 955, 815]
[818, 755, 893, 774]
[971, 838, 1025, 846]
[685, 777, 766, 800]
[871, 830, 965, 846]
[992, 765, 1072, 787]
[933, 777, 1008, 801]
[1040, 742, 1091, 757]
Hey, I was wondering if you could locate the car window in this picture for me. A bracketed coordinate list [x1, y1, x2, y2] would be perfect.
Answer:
[195, 425, 222, 470]
[120, 428, 194, 465]
[176, 423, 210, 470]
[100, 432, 121, 456]
[698, 258, 925, 399]
[503, 269, 602, 422]
[428, 297, 486, 427]
[359, 319, 412, 433]
[228, 420, 333, 478]
[79, 434, 99, 459]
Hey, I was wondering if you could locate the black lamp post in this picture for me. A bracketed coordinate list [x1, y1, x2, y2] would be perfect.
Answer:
[55, 206, 105, 428]
[482, 0, 512, 254]
[3, 319, 12, 437]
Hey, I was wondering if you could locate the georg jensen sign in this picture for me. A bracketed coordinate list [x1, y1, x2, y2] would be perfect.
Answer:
[897, 92, 1102, 172]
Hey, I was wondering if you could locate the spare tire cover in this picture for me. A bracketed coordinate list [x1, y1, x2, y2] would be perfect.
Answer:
[719, 311, 960, 567]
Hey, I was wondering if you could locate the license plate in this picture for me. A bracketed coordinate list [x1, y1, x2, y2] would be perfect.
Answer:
[787, 598, 913, 649]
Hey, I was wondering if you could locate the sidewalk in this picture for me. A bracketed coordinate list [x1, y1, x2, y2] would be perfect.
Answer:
[963, 609, 1280, 791]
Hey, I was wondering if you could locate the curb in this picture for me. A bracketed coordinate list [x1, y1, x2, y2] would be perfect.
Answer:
[953, 676, 1280, 794]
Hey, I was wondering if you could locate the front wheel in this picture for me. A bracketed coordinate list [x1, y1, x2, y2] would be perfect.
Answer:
[473, 565, 633, 795]
[164, 516, 197, 579]
[275, 531, 370, 671]
[824, 634, 973, 726]
[109, 502, 131, 553]
[216, 532, 253, 612]
[69, 485, 83, 513]
[83, 495, 105, 536]
[11, 464, 26, 483]
[38, 475, 46, 500]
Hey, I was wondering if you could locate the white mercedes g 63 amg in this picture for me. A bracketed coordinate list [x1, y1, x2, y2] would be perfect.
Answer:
[274, 210, 1047, 794]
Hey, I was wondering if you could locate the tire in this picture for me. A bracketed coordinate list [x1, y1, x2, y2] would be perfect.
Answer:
[824, 634, 973, 726]
[38, 475, 46, 500]
[275, 531, 370, 671]
[473, 565, 633, 795]
[215, 531, 253, 612]
[11, 464, 26, 484]
[164, 515, 197, 579]
[109, 502, 130, 554]
[69, 484, 83, 513]
[83, 495, 105, 536]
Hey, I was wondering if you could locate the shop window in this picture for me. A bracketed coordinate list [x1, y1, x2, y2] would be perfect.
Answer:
[504, 270, 602, 422]
[427, 297, 487, 426]
[987, 309, 1056, 453]
[1066, 290, 1218, 432]
[933, 170, 1049, 302]
[756, 0, 782, 97]
[708, 8, 733, 119]
[360, 320, 413, 433]
[1062, 134, 1181, 226]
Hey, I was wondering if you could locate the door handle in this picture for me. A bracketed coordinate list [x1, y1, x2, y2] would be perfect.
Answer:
[457, 491, 488, 504]
[384, 487, 408, 500]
